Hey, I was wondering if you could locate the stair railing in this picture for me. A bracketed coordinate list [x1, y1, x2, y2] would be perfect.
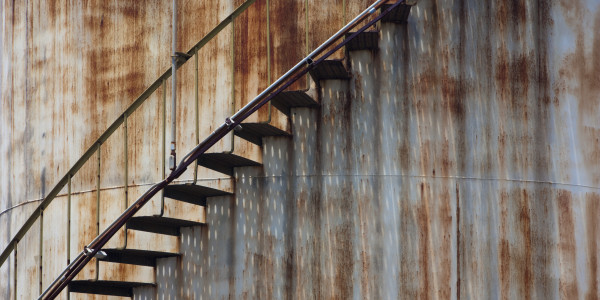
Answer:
[0, 0, 257, 288]
[39, 1, 406, 298]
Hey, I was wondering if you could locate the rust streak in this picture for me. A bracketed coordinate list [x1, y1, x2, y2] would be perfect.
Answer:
[456, 183, 461, 300]
[585, 193, 599, 300]
[499, 190, 510, 300]
[518, 189, 533, 300]
[418, 182, 431, 300]
[557, 190, 579, 299]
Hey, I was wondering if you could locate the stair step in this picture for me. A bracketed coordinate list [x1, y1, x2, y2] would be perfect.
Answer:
[69, 280, 154, 297]
[309, 60, 350, 82]
[271, 91, 319, 116]
[197, 153, 261, 176]
[380, 3, 412, 23]
[345, 31, 379, 51]
[164, 183, 231, 206]
[99, 249, 179, 267]
[234, 123, 291, 146]
[127, 216, 205, 236]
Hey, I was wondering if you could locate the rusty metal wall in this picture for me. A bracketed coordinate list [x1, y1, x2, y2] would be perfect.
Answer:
[179, 0, 600, 299]
[1, 0, 600, 299]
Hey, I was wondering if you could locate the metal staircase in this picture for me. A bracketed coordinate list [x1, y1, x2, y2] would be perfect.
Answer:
[0, 1, 415, 299]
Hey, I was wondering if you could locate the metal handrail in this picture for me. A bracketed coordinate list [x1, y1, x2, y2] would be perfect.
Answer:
[39, 1, 405, 298]
[0, 0, 256, 270]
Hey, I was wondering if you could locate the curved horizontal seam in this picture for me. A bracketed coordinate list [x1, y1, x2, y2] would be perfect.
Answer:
[0, 177, 231, 217]
[3, 174, 598, 217]
[242, 173, 600, 190]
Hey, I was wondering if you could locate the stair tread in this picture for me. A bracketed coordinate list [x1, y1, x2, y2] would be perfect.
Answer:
[198, 153, 261, 176]
[271, 91, 319, 115]
[127, 216, 205, 236]
[380, 3, 412, 23]
[99, 249, 179, 267]
[69, 280, 154, 297]
[234, 122, 291, 146]
[309, 60, 350, 82]
[345, 31, 379, 51]
[164, 183, 231, 206]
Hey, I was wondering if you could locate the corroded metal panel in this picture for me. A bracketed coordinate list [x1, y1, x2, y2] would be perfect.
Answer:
[2, 0, 600, 299]
[234, 0, 270, 123]
[308, 0, 345, 61]
[269, 0, 308, 91]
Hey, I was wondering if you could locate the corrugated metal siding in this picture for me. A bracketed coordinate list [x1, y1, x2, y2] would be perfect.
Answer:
[1, 0, 599, 299]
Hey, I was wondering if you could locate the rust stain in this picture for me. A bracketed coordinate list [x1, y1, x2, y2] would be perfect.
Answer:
[555, 8, 600, 186]
[308, 0, 345, 61]
[356, 178, 370, 299]
[439, 139, 453, 177]
[417, 182, 431, 300]
[235, 0, 269, 120]
[498, 188, 537, 299]
[495, 0, 528, 37]
[557, 190, 579, 299]
[270, 0, 306, 90]
[499, 189, 510, 300]
[360, 250, 370, 298]
[518, 189, 533, 300]
[437, 187, 453, 299]
[456, 183, 461, 300]
[585, 193, 599, 299]
[558, 0, 585, 28]
[331, 184, 354, 300]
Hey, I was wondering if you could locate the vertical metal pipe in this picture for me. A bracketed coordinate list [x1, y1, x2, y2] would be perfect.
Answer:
[170, 0, 177, 171]
[124, 114, 128, 207]
[162, 80, 167, 179]
[94, 145, 101, 281]
[157, 80, 167, 217]
[343, 0, 347, 24]
[267, 0, 271, 85]
[39, 209, 43, 294]
[66, 175, 71, 300]
[67, 175, 71, 264]
[193, 52, 199, 184]
[96, 146, 101, 237]
[258, 0, 273, 124]
[305, 0, 310, 89]
[13, 243, 17, 300]
[119, 115, 129, 249]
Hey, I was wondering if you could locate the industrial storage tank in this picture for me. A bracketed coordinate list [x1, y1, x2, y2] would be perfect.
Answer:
[1, 0, 599, 299]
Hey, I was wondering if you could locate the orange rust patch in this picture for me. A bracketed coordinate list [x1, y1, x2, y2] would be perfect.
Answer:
[585, 193, 599, 299]
[437, 187, 453, 299]
[518, 189, 533, 300]
[557, 190, 579, 299]
[499, 189, 510, 300]
[417, 182, 431, 299]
